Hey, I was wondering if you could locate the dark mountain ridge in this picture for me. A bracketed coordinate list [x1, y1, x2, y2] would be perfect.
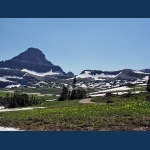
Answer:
[0, 48, 66, 74]
[79, 69, 150, 80]
[11, 48, 53, 65]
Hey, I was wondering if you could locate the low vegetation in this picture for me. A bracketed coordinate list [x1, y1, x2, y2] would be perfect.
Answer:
[0, 91, 40, 108]
[0, 91, 150, 130]
[0, 90, 58, 108]
[2, 87, 62, 95]
[91, 92, 147, 103]
[0, 78, 149, 131]
[58, 86, 86, 101]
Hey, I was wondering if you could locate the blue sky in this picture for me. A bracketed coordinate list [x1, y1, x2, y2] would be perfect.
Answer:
[0, 18, 150, 75]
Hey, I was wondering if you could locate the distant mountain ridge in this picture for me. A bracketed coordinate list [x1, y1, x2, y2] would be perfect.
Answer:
[77, 69, 150, 80]
[11, 48, 53, 65]
[0, 48, 65, 74]
[140, 69, 150, 73]
[0, 47, 149, 88]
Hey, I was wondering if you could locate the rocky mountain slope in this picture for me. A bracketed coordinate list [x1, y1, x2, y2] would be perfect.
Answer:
[76, 69, 150, 80]
[0, 48, 65, 73]
[0, 48, 74, 88]
[0, 47, 149, 89]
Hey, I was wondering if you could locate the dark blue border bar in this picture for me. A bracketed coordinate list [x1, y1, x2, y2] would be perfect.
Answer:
[0, 0, 150, 17]
[0, 131, 149, 150]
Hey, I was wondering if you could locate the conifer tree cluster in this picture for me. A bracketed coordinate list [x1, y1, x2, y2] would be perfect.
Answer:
[0, 91, 40, 108]
[146, 76, 150, 92]
[58, 77, 86, 101]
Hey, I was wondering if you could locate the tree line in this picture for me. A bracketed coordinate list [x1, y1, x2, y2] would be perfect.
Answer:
[0, 91, 40, 108]
[58, 77, 86, 101]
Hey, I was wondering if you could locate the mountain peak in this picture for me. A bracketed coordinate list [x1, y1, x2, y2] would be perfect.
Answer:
[11, 47, 53, 65]
[66, 71, 74, 76]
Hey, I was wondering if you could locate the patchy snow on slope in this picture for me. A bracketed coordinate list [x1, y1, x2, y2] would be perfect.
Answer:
[79, 84, 87, 88]
[90, 90, 145, 97]
[76, 71, 122, 79]
[143, 76, 149, 80]
[89, 86, 132, 94]
[21, 69, 63, 77]
[0, 107, 46, 113]
[133, 70, 150, 74]
[0, 77, 14, 82]
[5, 76, 23, 79]
[5, 84, 21, 88]
[34, 81, 48, 86]
[133, 70, 145, 74]
[0, 68, 10, 70]
[23, 73, 28, 76]
[90, 93, 106, 97]
[0, 126, 24, 131]
[76, 71, 93, 78]
[0, 106, 5, 109]
[136, 83, 147, 86]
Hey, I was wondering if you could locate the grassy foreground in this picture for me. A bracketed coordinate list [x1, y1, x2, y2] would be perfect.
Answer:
[0, 92, 150, 131]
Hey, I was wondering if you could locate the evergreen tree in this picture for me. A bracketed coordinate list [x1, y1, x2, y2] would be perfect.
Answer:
[69, 89, 76, 100]
[69, 88, 86, 100]
[58, 85, 68, 101]
[72, 77, 76, 88]
[68, 91, 71, 99]
[146, 76, 150, 92]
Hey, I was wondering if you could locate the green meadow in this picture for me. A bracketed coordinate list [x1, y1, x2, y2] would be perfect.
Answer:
[0, 89, 150, 131]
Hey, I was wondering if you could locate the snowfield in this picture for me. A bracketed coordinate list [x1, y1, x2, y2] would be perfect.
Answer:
[5, 84, 21, 88]
[0, 68, 10, 70]
[0, 107, 46, 112]
[21, 69, 63, 77]
[0, 106, 46, 131]
[0, 126, 24, 131]
[76, 71, 122, 80]
[143, 76, 149, 80]
[90, 90, 146, 97]
[133, 70, 149, 74]
[89, 86, 132, 95]
[0, 77, 14, 82]
[0, 106, 5, 109]
[5, 76, 23, 79]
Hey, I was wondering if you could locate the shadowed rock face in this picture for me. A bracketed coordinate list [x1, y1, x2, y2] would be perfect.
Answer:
[66, 71, 74, 76]
[0, 48, 66, 74]
[11, 48, 53, 65]
[141, 69, 150, 73]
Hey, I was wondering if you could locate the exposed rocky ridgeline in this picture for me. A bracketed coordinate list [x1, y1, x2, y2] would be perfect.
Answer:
[141, 69, 150, 73]
[0, 47, 149, 89]
[78, 69, 150, 80]
[0, 48, 65, 74]
[80, 70, 121, 76]
[0, 47, 75, 88]
[66, 71, 74, 76]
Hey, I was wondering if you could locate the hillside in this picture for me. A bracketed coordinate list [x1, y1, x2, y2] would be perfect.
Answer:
[0, 47, 149, 89]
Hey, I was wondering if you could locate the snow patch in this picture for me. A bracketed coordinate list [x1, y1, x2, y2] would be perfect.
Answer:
[0, 106, 5, 109]
[21, 69, 63, 77]
[0, 126, 24, 131]
[79, 84, 87, 88]
[0, 107, 46, 113]
[0, 68, 10, 70]
[133, 70, 145, 74]
[46, 99, 56, 101]
[89, 86, 132, 94]
[143, 76, 149, 80]
[5, 76, 23, 79]
[0, 77, 14, 82]
[133, 70, 150, 74]
[76, 71, 122, 79]
[5, 84, 21, 88]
